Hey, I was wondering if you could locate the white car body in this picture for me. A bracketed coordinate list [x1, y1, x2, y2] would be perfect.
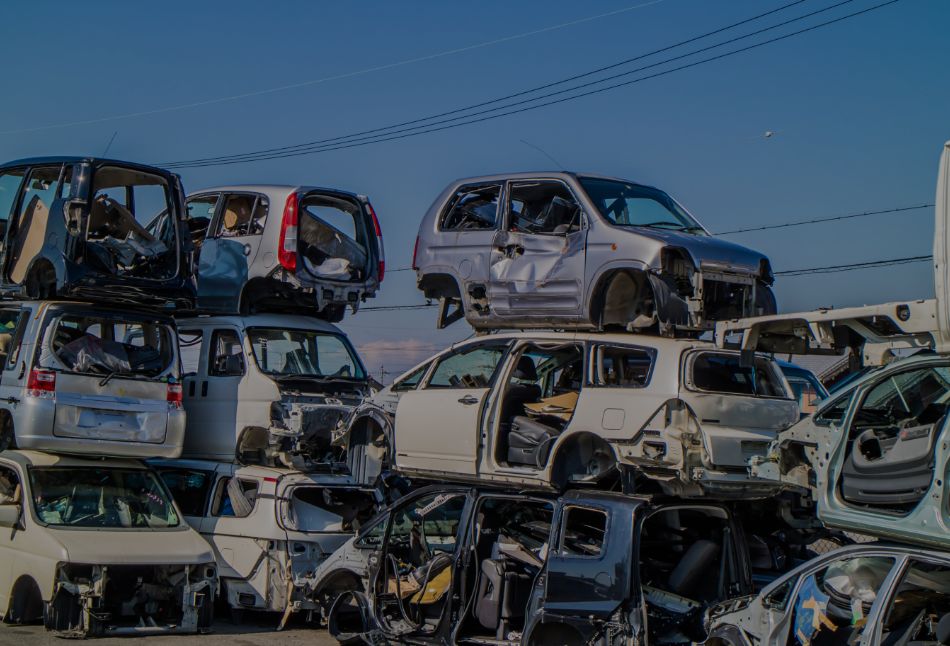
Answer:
[0, 450, 215, 637]
[151, 458, 382, 620]
[345, 330, 798, 497]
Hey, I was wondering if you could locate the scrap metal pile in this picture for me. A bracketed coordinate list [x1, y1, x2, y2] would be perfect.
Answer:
[0, 144, 948, 645]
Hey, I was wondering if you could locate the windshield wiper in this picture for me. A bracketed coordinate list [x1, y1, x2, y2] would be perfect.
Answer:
[99, 371, 120, 387]
[637, 221, 689, 231]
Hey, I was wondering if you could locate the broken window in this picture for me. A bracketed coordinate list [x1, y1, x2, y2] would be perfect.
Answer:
[30, 467, 180, 528]
[0, 307, 24, 369]
[214, 193, 267, 238]
[579, 177, 704, 234]
[0, 465, 19, 506]
[87, 166, 176, 280]
[298, 193, 368, 280]
[440, 183, 501, 230]
[559, 506, 606, 557]
[785, 556, 895, 645]
[391, 362, 430, 392]
[45, 313, 174, 377]
[211, 477, 258, 518]
[209, 329, 245, 376]
[158, 468, 213, 517]
[0, 169, 26, 237]
[280, 486, 378, 532]
[592, 344, 654, 387]
[177, 329, 203, 375]
[184, 193, 218, 248]
[8, 165, 70, 283]
[247, 327, 364, 379]
[814, 391, 854, 427]
[426, 343, 508, 389]
[507, 181, 580, 235]
[691, 352, 788, 398]
[880, 560, 950, 643]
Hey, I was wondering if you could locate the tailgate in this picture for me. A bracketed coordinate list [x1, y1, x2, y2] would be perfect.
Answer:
[298, 191, 372, 282]
[51, 373, 168, 443]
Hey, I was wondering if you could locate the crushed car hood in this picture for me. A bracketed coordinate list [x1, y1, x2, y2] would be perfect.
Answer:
[627, 227, 768, 274]
[55, 527, 214, 565]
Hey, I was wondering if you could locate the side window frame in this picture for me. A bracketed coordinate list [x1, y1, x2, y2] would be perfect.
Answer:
[208, 328, 246, 377]
[211, 192, 268, 238]
[588, 342, 656, 389]
[0, 167, 28, 227]
[391, 361, 432, 392]
[438, 182, 503, 232]
[556, 504, 609, 559]
[504, 178, 584, 237]
[845, 363, 950, 436]
[813, 390, 855, 427]
[421, 341, 511, 390]
[157, 467, 215, 517]
[210, 475, 259, 518]
[0, 307, 26, 371]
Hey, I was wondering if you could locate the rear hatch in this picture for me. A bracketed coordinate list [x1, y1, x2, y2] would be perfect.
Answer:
[37, 307, 179, 445]
[294, 190, 382, 286]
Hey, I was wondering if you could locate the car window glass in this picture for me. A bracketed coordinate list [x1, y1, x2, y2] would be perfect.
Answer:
[159, 468, 213, 517]
[247, 327, 364, 379]
[785, 556, 894, 646]
[691, 353, 788, 398]
[786, 376, 824, 415]
[426, 344, 507, 389]
[355, 514, 388, 548]
[212, 477, 258, 518]
[880, 560, 950, 642]
[45, 313, 174, 377]
[392, 363, 429, 392]
[209, 329, 245, 377]
[814, 391, 854, 426]
[440, 184, 501, 230]
[178, 330, 203, 375]
[0, 169, 26, 230]
[579, 177, 703, 233]
[215, 194, 266, 237]
[849, 365, 950, 436]
[0, 465, 19, 506]
[185, 194, 218, 244]
[508, 181, 580, 235]
[559, 506, 606, 557]
[594, 345, 653, 387]
[0, 308, 24, 370]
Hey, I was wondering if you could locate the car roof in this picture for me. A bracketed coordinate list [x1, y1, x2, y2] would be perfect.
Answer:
[437, 330, 727, 353]
[150, 458, 364, 485]
[0, 450, 147, 470]
[0, 156, 176, 177]
[188, 185, 362, 199]
[0, 300, 176, 321]
[448, 171, 661, 191]
[175, 313, 346, 335]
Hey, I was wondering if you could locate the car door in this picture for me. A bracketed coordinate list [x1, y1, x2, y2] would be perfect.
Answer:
[871, 556, 950, 644]
[155, 465, 216, 532]
[197, 192, 268, 312]
[489, 180, 587, 319]
[184, 327, 246, 459]
[394, 342, 510, 476]
[0, 306, 27, 407]
[0, 167, 27, 278]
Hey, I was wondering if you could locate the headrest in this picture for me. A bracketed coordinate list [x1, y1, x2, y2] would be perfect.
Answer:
[513, 355, 538, 382]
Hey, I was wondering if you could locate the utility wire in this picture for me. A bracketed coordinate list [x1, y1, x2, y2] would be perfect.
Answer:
[717, 203, 933, 235]
[0, 0, 670, 136]
[162, 0, 809, 167]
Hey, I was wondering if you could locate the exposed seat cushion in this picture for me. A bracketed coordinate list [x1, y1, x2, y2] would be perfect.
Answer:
[507, 416, 560, 468]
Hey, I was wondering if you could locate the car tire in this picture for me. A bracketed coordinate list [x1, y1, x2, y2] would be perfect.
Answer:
[6, 577, 42, 624]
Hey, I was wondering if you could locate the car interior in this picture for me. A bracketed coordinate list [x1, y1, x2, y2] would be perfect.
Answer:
[456, 496, 553, 643]
[879, 560, 950, 645]
[440, 184, 501, 231]
[838, 365, 950, 514]
[508, 182, 581, 235]
[298, 194, 368, 281]
[493, 343, 584, 469]
[282, 486, 378, 532]
[639, 507, 742, 645]
[7, 166, 67, 284]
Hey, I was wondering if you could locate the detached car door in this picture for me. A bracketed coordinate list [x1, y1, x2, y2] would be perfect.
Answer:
[489, 180, 587, 319]
[394, 341, 510, 476]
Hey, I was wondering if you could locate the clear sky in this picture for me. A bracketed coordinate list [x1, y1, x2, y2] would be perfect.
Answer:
[2, 0, 948, 380]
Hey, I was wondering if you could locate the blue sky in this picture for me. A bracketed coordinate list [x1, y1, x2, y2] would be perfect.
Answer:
[2, 0, 948, 380]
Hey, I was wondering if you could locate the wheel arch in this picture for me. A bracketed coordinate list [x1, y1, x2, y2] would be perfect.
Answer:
[549, 430, 618, 489]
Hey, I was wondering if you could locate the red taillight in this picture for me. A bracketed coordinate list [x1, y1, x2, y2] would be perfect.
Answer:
[367, 202, 385, 283]
[167, 382, 183, 410]
[278, 192, 300, 272]
[411, 236, 420, 271]
[26, 369, 56, 398]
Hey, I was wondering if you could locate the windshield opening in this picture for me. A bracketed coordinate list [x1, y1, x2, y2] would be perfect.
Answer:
[44, 313, 174, 378]
[281, 486, 378, 533]
[30, 467, 180, 529]
[247, 327, 365, 379]
[579, 177, 704, 234]
[691, 352, 789, 398]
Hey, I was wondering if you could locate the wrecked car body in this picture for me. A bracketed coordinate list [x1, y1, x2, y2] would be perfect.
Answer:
[311, 485, 753, 645]
[0, 300, 185, 459]
[152, 459, 383, 624]
[0, 157, 195, 309]
[343, 331, 798, 497]
[176, 313, 370, 470]
[706, 543, 950, 646]
[0, 450, 215, 637]
[180, 185, 384, 320]
[413, 172, 776, 333]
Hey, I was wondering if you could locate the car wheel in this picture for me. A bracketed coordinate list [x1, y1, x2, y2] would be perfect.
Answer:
[6, 577, 42, 624]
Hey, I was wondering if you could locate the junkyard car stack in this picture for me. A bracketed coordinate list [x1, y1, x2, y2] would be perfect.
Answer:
[0, 157, 217, 637]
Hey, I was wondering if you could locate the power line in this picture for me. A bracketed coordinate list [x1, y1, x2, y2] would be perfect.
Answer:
[0, 0, 670, 137]
[717, 204, 933, 235]
[162, 0, 809, 167]
[162, 0, 903, 169]
[776, 255, 932, 276]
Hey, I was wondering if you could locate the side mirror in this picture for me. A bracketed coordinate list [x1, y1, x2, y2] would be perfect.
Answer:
[0, 504, 21, 529]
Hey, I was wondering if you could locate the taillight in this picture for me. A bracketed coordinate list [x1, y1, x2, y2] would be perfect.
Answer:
[167, 382, 183, 410]
[278, 192, 300, 272]
[367, 202, 385, 283]
[411, 235, 420, 271]
[26, 369, 56, 399]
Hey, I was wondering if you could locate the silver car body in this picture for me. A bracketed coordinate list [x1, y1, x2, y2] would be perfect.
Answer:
[186, 185, 384, 318]
[414, 172, 776, 332]
[151, 458, 382, 620]
[0, 450, 216, 637]
[0, 301, 185, 459]
[176, 313, 370, 470]
[706, 543, 950, 645]
[344, 330, 798, 497]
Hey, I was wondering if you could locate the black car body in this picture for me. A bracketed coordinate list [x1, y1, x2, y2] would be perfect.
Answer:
[0, 157, 195, 309]
[315, 485, 753, 645]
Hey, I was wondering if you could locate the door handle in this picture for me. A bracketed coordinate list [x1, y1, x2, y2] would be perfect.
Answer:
[458, 395, 479, 405]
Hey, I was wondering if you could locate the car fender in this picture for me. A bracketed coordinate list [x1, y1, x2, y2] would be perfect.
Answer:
[584, 260, 653, 314]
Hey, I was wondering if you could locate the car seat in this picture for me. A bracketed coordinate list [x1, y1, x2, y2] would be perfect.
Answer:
[500, 356, 542, 424]
[507, 416, 561, 468]
[9, 196, 51, 284]
[666, 539, 720, 600]
[475, 558, 533, 639]
[840, 425, 937, 508]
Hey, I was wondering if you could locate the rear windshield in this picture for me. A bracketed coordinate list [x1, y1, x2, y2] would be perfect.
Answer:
[30, 467, 180, 529]
[43, 313, 175, 378]
[247, 327, 365, 380]
[280, 486, 378, 533]
[691, 352, 789, 398]
[298, 193, 369, 280]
